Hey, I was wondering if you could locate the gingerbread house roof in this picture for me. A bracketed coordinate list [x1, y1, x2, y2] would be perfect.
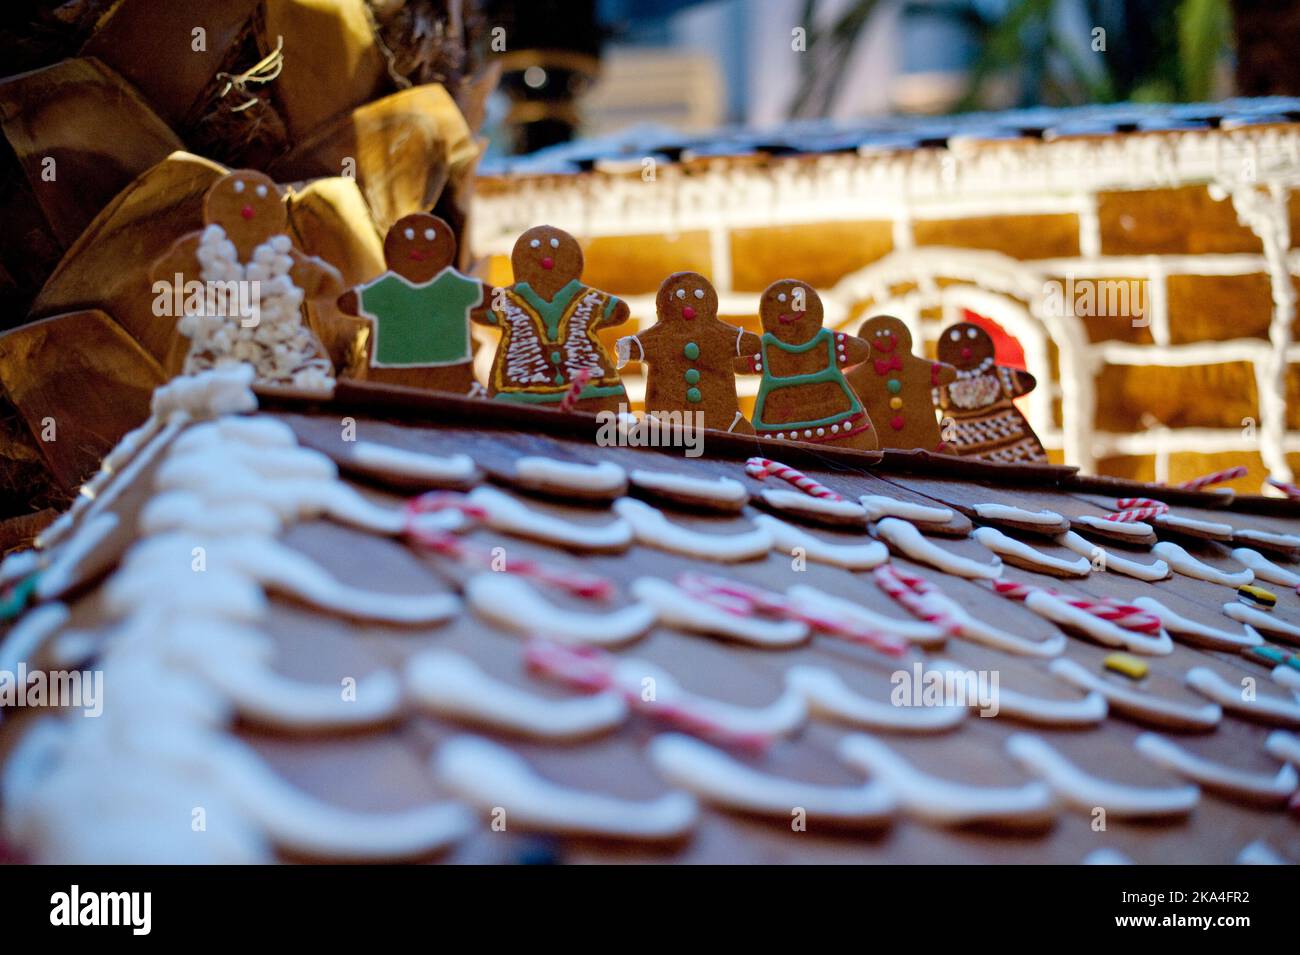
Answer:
[0, 367, 1298, 863]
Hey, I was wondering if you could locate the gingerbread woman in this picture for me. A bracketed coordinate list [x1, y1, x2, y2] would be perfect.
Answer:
[472, 225, 629, 414]
[617, 272, 761, 433]
[337, 213, 489, 394]
[737, 279, 876, 451]
[934, 321, 1047, 464]
[150, 169, 340, 392]
[846, 314, 956, 452]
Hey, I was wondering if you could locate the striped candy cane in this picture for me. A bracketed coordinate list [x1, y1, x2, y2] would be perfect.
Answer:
[991, 580, 1162, 633]
[404, 495, 613, 600]
[1105, 498, 1168, 523]
[524, 638, 774, 751]
[871, 566, 961, 635]
[678, 573, 906, 655]
[557, 367, 595, 414]
[744, 456, 844, 502]
[1172, 466, 1247, 491]
[1267, 477, 1300, 500]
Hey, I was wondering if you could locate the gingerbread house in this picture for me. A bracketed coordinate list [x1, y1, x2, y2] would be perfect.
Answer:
[0, 367, 1297, 863]
[472, 98, 1300, 495]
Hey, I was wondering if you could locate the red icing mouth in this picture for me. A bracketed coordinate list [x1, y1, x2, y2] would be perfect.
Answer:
[876, 334, 897, 352]
[409, 249, 429, 261]
[240, 205, 255, 220]
[541, 257, 554, 270]
[777, 313, 797, 324]
[682, 306, 696, 320]
[960, 346, 973, 361]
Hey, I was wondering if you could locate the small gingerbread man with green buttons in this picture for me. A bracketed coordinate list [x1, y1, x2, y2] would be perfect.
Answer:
[617, 272, 761, 433]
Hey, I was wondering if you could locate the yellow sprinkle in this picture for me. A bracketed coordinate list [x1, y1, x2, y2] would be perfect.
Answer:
[1104, 653, 1148, 680]
[1237, 584, 1276, 608]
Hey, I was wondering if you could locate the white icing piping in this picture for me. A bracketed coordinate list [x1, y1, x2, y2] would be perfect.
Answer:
[859, 494, 953, 523]
[1049, 658, 1221, 730]
[754, 515, 889, 570]
[465, 573, 656, 646]
[627, 468, 748, 507]
[786, 666, 967, 732]
[759, 488, 868, 522]
[1265, 730, 1300, 768]
[972, 527, 1091, 576]
[1131, 596, 1262, 650]
[0, 603, 69, 683]
[346, 442, 479, 486]
[1133, 732, 1298, 806]
[1185, 667, 1300, 726]
[649, 733, 895, 827]
[469, 486, 632, 551]
[787, 585, 947, 645]
[435, 735, 698, 840]
[875, 518, 1002, 579]
[514, 457, 628, 494]
[614, 659, 806, 738]
[614, 497, 772, 562]
[1023, 590, 1171, 655]
[1074, 514, 1153, 537]
[630, 577, 809, 647]
[1223, 602, 1300, 642]
[1153, 541, 1254, 587]
[1273, 665, 1300, 692]
[927, 657, 1107, 727]
[839, 734, 1055, 828]
[1232, 529, 1300, 553]
[407, 650, 627, 739]
[1152, 513, 1234, 538]
[973, 503, 1064, 526]
[1005, 733, 1199, 819]
[1236, 840, 1291, 865]
[1057, 531, 1170, 581]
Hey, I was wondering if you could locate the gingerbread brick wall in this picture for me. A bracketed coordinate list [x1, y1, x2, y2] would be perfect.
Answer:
[472, 122, 1300, 494]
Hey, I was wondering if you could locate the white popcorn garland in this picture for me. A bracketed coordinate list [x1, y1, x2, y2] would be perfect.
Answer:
[179, 224, 334, 394]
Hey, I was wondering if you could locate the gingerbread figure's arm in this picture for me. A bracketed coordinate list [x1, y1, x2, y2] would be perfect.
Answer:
[290, 251, 345, 305]
[929, 360, 957, 388]
[1002, 366, 1037, 398]
[149, 231, 203, 290]
[469, 284, 496, 325]
[836, 331, 871, 365]
[596, 296, 631, 332]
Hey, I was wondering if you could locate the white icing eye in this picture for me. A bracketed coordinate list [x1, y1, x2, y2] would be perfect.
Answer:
[675, 289, 686, 299]
[777, 293, 787, 303]
[404, 227, 416, 240]
[949, 329, 961, 341]
[530, 238, 541, 248]
[549, 237, 560, 248]
[424, 228, 436, 241]
[693, 288, 704, 299]
[967, 328, 978, 339]
[233, 180, 245, 193]
[255, 184, 268, 198]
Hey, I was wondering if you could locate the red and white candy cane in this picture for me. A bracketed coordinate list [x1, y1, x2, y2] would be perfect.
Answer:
[1106, 498, 1169, 523]
[990, 580, 1162, 634]
[404, 494, 613, 600]
[870, 566, 961, 635]
[678, 573, 907, 655]
[524, 638, 774, 751]
[1267, 477, 1300, 500]
[557, 367, 595, 414]
[1172, 466, 1246, 492]
[744, 456, 844, 502]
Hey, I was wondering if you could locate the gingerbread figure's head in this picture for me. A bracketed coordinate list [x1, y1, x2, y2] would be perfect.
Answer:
[759, 279, 824, 345]
[511, 225, 583, 299]
[655, 272, 718, 326]
[384, 213, 457, 283]
[859, 314, 913, 356]
[203, 170, 287, 258]
[937, 321, 995, 371]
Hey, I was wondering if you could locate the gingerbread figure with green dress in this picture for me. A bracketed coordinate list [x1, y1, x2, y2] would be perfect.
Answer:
[737, 279, 877, 450]
[472, 225, 630, 414]
[338, 212, 488, 394]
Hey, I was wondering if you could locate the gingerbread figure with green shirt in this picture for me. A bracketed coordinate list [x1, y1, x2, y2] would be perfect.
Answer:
[736, 279, 877, 451]
[472, 225, 630, 414]
[338, 212, 488, 394]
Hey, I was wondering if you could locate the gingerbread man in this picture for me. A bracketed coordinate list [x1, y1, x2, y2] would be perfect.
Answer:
[934, 321, 1047, 464]
[150, 170, 340, 391]
[617, 272, 761, 433]
[846, 314, 956, 452]
[737, 279, 876, 451]
[472, 225, 629, 414]
[337, 213, 489, 394]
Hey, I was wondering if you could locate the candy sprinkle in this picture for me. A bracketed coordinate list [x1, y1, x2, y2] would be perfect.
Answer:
[1103, 653, 1149, 680]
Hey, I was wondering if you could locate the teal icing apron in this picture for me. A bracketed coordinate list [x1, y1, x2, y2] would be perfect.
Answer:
[752, 328, 863, 432]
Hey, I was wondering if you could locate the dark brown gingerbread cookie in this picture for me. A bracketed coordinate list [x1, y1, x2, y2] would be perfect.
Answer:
[847, 314, 955, 452]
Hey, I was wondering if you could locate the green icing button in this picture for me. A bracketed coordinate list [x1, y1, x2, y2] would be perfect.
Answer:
[886, 378, 902, 394]
[550, 350, 562, 363]
[683, 341, 700, 360]
[684, 368, 701, 384]
[686, 387, 702, 403]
